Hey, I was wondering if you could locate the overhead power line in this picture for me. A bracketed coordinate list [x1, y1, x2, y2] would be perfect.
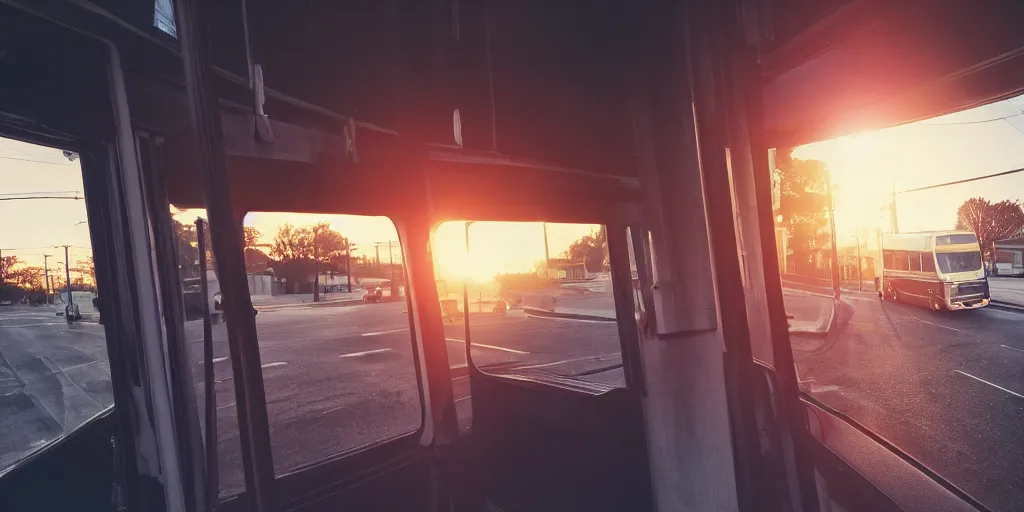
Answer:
[899, 166, 1024, 194]
[922, 112, 1024, 126]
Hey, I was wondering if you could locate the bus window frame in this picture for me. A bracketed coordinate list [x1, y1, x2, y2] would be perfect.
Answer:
[238, 210, 431, 455]
[434, 216, 641, 392]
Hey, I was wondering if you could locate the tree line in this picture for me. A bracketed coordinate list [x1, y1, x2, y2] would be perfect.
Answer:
[0, 255, 95, 303]
[174, 219, 358, 283]
[955, 197, 1024, 260]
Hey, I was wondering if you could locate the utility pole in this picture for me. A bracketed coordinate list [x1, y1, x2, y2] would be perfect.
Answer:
[345, 239, 353, 293]
[542, 222, 551, 276]
[55, 245, 75, 319]
[375, 244, 381, 268]
[890, 180, 899, 234]
[43, 254, 52, 305]
[312, 231, 320, 303]
[58, 245, 73, 307]
[825, 174, 841, 300]
[388, 240, 395, 298]
[854, 233, 863, 292]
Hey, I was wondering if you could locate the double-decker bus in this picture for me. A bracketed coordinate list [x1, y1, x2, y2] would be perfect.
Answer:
[879, 231, 989, 311]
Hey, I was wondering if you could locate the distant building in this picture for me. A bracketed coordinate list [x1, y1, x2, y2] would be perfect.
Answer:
[538, 258, 587, 280]
[993, 237, 1024, 276]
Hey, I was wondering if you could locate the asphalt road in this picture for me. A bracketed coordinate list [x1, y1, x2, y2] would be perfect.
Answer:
[2, 292, 1020, 509]
[0, 305, 111, 470]
[791, 291, 1024, 512]
[180, 300, 625, 496]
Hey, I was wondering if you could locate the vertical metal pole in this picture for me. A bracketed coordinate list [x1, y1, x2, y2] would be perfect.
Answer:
[196, 219, 218, 505]
[542, 222, 551, 275]
[64, 245, 73, 307]
[345, 240, 352, 292]
[827, 176, 841, 299]
[313, 232, 319, 303]
[43, 255, 51, 304]
[891, 181, 899, 234]
[389, 241, 396, 298]
[856, 233, 863, 291]
[173, 0, 276, 509]
[463, 222, 473, 362]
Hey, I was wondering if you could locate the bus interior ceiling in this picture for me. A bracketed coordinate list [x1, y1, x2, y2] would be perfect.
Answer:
[3, 0, 1024, 511]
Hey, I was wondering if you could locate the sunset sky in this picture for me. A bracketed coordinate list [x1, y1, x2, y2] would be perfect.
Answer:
[795, 94, 1024, 244]
[3, 94, 1023, 279]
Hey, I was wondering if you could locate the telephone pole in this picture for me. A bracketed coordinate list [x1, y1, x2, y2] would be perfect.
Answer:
[61, 245, 73, 307]
[43, 254, 53, 304]
[890, 181, 899, 234]
[826, 173, 841, 299]
[854, 233, 863, 292]
[345, 239, 353, 292]
[388, 240, 395, 298]
[542, 222, 551, 275]
[312, 231, 320, 303]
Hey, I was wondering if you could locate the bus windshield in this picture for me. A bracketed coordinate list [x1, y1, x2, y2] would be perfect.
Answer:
[936, 251, 982, 273]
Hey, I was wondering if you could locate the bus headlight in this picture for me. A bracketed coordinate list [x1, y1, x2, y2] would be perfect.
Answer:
[949, 284, 958, 296]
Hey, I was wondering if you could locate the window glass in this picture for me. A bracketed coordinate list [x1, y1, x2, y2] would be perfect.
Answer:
[153, 0, 176, 36]
[894, 250, 909, 271]
[0, 138, 112, 472]
[921, 253, 936, 273]
[432, 221, 626, 391]
[240, 212, 422, 476]
[909, 252, 922, 271]
[936, 251, 983, 274]
[168, 206, 245, 497]
[770, 93, 1024, 512]
[935, 233, 978, 245]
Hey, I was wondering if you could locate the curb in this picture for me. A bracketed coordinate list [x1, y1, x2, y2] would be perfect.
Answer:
[989, 300, 1024, 313]
[255, 298, 364, 311]
[788, 297, 849, 338]
[522, 307, 616, 322]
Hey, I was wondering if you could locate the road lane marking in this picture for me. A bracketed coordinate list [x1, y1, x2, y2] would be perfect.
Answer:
[213, 356, 229, 363]
[910, 317, 961, 332]
[455, 395, 472, 403]
[62, 360, 100, 372]
[954, 370, 1024, 400]
[1001, 344, 1024, 354]
[261, 361, 287, 368]
[338, 348, 392, 358]
[217, 401, 236, 410]
[362, 328, 409, 337]
[444, 338, 529, 355]
[322, 404, 347, 415]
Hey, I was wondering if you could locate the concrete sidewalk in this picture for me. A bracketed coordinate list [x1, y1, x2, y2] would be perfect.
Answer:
[251, 291, 366, 310]
[521, 293, 617, 322]
[783, 289, 837, 336]
[988, 277, 1024, 309]
[519, 288, 839, 336]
